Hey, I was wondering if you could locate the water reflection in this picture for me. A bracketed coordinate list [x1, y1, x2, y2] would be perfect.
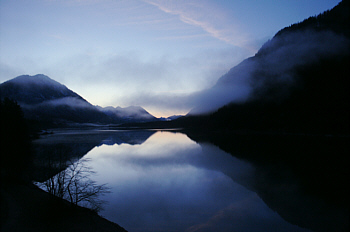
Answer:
[32, 129, 155, 181]
[82, 131, 310, 232]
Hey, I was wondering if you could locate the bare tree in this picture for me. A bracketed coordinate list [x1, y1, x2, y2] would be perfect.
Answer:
[37, 158, 110, 213]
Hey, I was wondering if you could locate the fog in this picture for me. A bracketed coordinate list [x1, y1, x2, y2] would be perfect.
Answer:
[2, 27, 348, 118]
[115, 29, 349, 116]
[21, 97, 93, 110]
[189, 29, 349, 115]
[98, 105, 155, 119]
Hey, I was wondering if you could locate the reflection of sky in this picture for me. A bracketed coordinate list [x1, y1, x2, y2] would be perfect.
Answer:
[84, 131, 311, 232]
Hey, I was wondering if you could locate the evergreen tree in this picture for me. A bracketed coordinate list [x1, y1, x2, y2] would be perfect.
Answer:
[0, 98, 33, 182]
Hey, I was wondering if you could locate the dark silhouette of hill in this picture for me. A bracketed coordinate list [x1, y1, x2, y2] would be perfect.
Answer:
[0, 74, 158, 126]
[0, 74, 111, 126]
[0, 74, 84, 104]
[274, 0, 349, 38]
[185, 0, 349, 135]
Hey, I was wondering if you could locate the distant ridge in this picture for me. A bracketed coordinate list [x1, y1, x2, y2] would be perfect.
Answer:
[0, 74, 158, 126]
[96, 105, 158, 123]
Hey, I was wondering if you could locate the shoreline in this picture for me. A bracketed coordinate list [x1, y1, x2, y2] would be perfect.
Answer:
[1, 181, 127, 232]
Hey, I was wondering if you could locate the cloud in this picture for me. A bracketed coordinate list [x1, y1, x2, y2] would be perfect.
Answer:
[143, 0, 250, 49]
[43, 46, 247, 108]
[0, 45, 248, 116]
[190, 29, 350, 115]
[117, 91, 193, 116]
[44, 0, 108, 6]
[21, 97, 93, 110]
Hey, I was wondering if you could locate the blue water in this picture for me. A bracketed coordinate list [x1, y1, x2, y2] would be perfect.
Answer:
[71, 130, 310, 232]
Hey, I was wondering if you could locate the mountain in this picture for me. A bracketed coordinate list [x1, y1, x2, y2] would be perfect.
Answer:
[0, 74, 84, 104]
[158, 115, 183, 121]
[0, 74, 111, 125]
[188, 0, 349, 134]
[0, 74, 158, 126]
[96, 105, 158, 123]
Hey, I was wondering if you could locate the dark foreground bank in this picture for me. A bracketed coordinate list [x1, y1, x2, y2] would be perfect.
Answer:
[0, 181, 127, 232]
[0, 98, 127, 232]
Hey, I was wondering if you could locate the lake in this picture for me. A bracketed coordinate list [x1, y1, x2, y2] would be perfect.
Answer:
[33, 129, 348, 232]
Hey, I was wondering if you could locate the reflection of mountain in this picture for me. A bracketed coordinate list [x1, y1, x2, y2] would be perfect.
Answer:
[185, 131, 349, 232]
[98, 130, 157, 146]
[33, 130, 155, 181]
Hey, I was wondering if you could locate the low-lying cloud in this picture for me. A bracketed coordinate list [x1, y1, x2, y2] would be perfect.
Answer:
[189, 29, 350, 115]
[41, 47, 248, 115]
[21, 97, 93, 110]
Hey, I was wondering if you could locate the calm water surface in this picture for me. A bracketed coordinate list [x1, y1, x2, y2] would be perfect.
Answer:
[78, 132, 310, 231]
[35, 129, 313, 232]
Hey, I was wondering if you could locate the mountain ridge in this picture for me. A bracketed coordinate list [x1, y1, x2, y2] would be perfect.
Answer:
[185, 0, 349, 134]
[0, 74, 85, 105]
[0, 74, 159, 126]
[191, 0, 349, 116]
[96, 105, 158, 123]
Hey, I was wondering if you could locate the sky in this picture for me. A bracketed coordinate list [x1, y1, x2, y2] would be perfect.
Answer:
[0, 0, 341, 117]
